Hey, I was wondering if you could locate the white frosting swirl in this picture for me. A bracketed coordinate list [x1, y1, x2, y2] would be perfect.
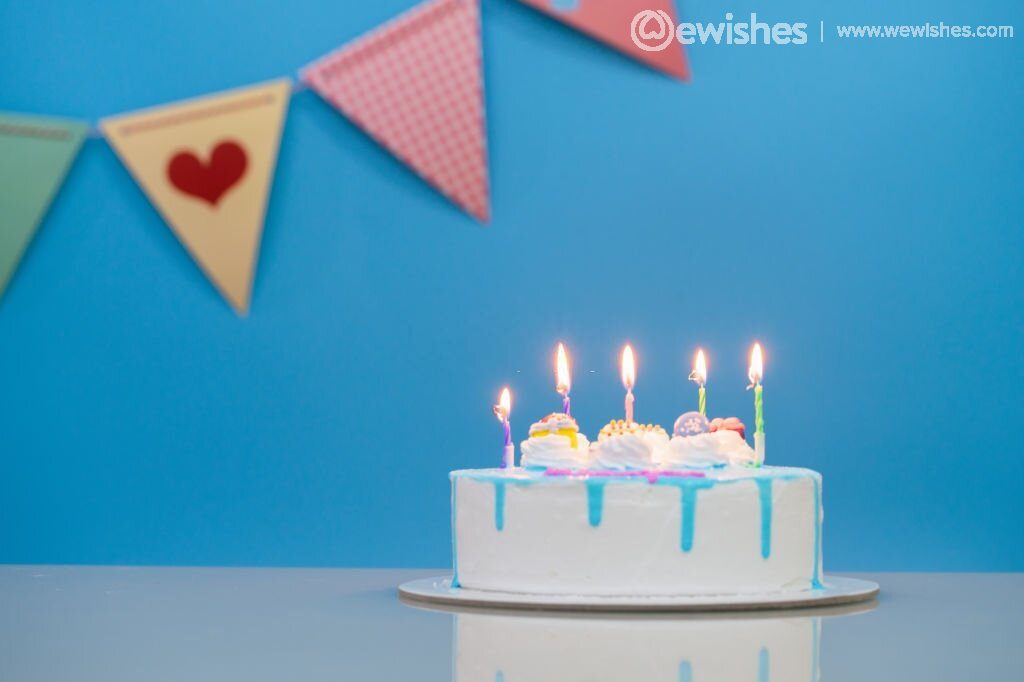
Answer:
[590, 431, 670, 470]
[661, 429, 756, 469]
[521, 433, 591, 469]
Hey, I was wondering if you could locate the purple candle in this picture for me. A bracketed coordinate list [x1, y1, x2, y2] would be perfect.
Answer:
[493, 387, 514, 468]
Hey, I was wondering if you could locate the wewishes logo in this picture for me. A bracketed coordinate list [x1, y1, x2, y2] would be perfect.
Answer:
[631, 11, 809, 50]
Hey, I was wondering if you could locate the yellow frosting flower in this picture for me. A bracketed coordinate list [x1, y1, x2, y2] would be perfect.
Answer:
[528, 413, 581, 449]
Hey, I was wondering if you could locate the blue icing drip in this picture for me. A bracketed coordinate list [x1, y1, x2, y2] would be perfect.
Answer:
[681, 487, 699, 552]
[451, 479, 459, 587]
[678, 660, 692, 682]
[811, 476, 823, 588]
[759, 647, 770, 682]
[655, 477, 715, 552]
[450, 468, 822, 561]
[493, 480, 506, 531]
[551, 0, 580, 11]
[756, 478, 773, 559]
[585, 479, 606, 527]
[811, 618, 820, 681]
[496, 673, 504, 682]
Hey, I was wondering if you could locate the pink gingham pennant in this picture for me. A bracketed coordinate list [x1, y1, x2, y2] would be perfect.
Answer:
[303, 0, 490, 222]
[517, 0, 689, 80]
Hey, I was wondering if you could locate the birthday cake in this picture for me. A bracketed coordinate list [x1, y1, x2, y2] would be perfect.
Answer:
[450, 343, 825, 597]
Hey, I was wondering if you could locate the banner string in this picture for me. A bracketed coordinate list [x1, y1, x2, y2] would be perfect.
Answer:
[85, 76, 309, 139]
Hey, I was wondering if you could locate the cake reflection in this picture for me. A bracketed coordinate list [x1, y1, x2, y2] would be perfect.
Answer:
[438, 603, 874, 682]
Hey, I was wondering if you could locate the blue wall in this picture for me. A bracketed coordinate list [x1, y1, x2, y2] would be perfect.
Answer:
[1, 0, 1021, 570]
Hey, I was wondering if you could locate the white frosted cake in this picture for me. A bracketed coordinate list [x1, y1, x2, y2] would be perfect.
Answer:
[451, 344, 824, 597]
[451, 464, 822, 596]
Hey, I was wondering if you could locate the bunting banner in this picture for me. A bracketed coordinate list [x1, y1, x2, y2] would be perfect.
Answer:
[303, 0, 490, 222]
[517, 0, 689, 79]
[101, 80, 291, 314]
[2, 1, 688, 313]
[0, 113, 87, 299]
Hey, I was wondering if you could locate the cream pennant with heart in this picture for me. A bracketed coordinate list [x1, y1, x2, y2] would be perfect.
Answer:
[101, 80, 290, 314]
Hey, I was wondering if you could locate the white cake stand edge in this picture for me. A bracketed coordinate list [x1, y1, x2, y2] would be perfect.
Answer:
[398, 575, 879, 613]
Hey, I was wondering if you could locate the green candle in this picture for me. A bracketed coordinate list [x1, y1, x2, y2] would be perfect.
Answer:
[690, 348, 708, 416]
[754, 384, 764, 434]
[749, 343, 765, 466]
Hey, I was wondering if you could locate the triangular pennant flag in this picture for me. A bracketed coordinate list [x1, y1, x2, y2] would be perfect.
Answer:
[101, 80, 290, 314]
[303, 0, 490, 222]
[517, 0, 689, 79]
[0, 113, 87, 299]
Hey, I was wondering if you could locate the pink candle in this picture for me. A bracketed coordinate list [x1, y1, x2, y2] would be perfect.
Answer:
[556, 343, 572, 416]
[621, 344, 636, 424]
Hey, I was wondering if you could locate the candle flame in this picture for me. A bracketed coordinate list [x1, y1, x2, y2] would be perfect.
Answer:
[493, 387, 511, 421]
[689, 348, 707, 386]
[748, 343, 764, 388]
[621, 344, 636, 390]
[556, 343, 571, 394]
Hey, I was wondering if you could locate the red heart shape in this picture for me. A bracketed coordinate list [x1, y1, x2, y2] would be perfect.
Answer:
[167, 140, 248, 206]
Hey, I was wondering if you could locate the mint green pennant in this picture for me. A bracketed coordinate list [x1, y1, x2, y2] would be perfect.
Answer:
[0, 112, 87, 298]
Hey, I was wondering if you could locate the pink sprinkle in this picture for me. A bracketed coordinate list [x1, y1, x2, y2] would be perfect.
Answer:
[543, 468, 705, 481]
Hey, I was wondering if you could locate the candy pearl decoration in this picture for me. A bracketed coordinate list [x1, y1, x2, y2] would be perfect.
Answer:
[674, 411, 710, 437]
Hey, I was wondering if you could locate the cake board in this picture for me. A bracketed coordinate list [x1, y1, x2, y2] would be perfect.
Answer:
[398, 575, 879, 613]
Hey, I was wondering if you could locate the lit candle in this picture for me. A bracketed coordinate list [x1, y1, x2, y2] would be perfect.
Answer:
[493, 387, 514, 468]
[689, 348, 707, 416]
[556, 343, 572, 416]
[747, 343, 765, 465]
[621, 344, 636, 424]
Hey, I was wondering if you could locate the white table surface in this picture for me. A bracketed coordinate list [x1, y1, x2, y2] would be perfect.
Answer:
[1, 567, 1021, 680]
